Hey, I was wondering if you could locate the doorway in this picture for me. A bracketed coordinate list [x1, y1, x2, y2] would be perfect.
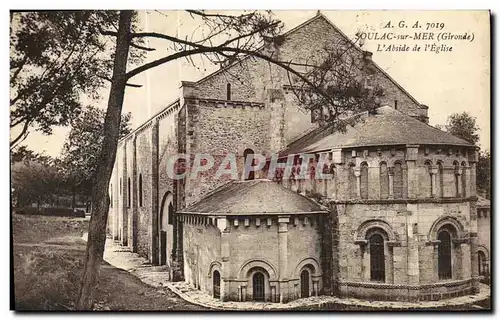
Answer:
[252, 272, 265, 301]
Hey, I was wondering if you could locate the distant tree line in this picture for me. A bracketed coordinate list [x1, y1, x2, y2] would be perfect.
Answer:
[11, 107, 131, 211]
[436, 112, 490, 199]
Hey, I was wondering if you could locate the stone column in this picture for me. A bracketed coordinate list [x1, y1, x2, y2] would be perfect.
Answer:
[150, 120, 159, 265]
[278, 215, 290, 303]
[460, 242, 471, 280]
[121, 143, 128, 246]
[312, 280, 319, 296]
[130, 135, 138, 252]
[470, 202, 480, 293]
[425, 241, 440, 283]
[456, 171, 462, 197]
[355, 240, 368, 281]
[405, 145, 419, 199]
[218, 217, 231, 301]
[405, 208, 420, 288]
[430, 167, 438, 198]
[113, 163, 120, 240]
[388, 167, 394, 199]
[354, 168, 361, 199]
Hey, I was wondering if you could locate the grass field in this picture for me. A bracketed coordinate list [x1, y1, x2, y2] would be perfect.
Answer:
[12, 214, 205, 311]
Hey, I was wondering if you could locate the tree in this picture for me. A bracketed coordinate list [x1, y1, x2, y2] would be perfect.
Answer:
[442, 112, 480, 145]
[439, 112, 489, 198]
[12, 158, 63, 209]
[61, 106, 132, 209]
[9, 11, 144, 148]
[477, 150, 491, 199]
[11, 145, 52, 164]
[10, 10, 381, 309]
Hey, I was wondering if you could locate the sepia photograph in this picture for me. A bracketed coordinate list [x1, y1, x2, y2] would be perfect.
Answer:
[9, 9, 491, 312]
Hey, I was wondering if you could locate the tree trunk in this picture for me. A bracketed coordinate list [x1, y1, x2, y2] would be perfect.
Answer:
[76, 10, 132, 310]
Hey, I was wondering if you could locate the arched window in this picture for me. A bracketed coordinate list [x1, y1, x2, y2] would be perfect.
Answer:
[127, 177, 131, 207]
[168, 203, 174, 225]
[243, 148, 255, 180]
[369, 232, 385, 282]
[461, 162, 467, 197]
[360, 162, 369, 199]
[453, 161, 460, 197]
[438, 229, 452, 280]
[300, 269, 310, 298]
[213, 270, 221, 299]
[478, 251, 488, 277]
[393, 162, 403, 199]
[380, 162, 389, 199]
[437, 162, 444, 198]
[252, 272, 265, 301]
[348, 163, 356, 199]
[423, 161, 433, 198]
[226, 83, 231, 101]
[138, 174, 143, 207]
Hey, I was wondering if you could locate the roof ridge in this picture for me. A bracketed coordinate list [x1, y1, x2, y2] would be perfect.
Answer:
[194, 13, 323, 87]
[388, 107, 474, 146]
[315, 13, 424, 109]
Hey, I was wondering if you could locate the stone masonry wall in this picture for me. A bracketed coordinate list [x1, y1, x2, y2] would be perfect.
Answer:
[183, 217, 221, 294]
[135, 125, 153, 259]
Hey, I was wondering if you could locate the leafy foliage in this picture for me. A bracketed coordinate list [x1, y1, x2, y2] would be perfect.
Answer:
[439, 112, 488, 198]
[11, 159, 64, 208]
[10, 11, 143, 148]
[61, 106, 132, 200]
[443, 112, 480, 145]
[477, 150, 491, 199]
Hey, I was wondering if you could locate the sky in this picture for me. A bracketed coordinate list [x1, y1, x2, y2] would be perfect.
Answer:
[16, 10, 490, 157]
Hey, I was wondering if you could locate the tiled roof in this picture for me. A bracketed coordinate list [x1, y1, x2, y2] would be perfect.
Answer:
[476, 196, 490, 208]
[179, 179, 327, 215]
[280, 106, 474, 156]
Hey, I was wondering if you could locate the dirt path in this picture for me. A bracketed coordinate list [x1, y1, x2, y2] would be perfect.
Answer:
[12, 214, 205, 311]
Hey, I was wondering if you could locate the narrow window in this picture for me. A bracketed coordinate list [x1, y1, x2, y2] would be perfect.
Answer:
[438, 230, 452, 280]
[139, 174, 143, 207]
[394, 100, 398, 110]
[243, 148, 255, 180]
[127, 177, 131, 207]
[423, 161, 432, 198]
[393, 162, 404, 199]
[110, 184, 113, 208]
[437, 162, 444, 198]
[453, 161, 460, 197]
[168, 203, 174, 225]
[369, 233, 385, 282]
[461, 162, 467, 197]
[120, 178, 122, 195]
[380, 162, 389, 199]
[360, 162, 369, 199]
[478, 251, 487, 276]
[226, 83, 231, 101]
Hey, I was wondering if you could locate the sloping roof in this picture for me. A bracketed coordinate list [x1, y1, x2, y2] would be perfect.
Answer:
[477, 196, 490, 208]
[179, 179, 327, 215]
[280, 106, 474, 156]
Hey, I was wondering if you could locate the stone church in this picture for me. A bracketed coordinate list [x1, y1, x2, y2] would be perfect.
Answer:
[107, 13, 485, 303]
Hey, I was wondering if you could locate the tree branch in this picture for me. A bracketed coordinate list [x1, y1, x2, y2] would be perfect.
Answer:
[97, 74, 143, 88]
[130, 42, 155, 51]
